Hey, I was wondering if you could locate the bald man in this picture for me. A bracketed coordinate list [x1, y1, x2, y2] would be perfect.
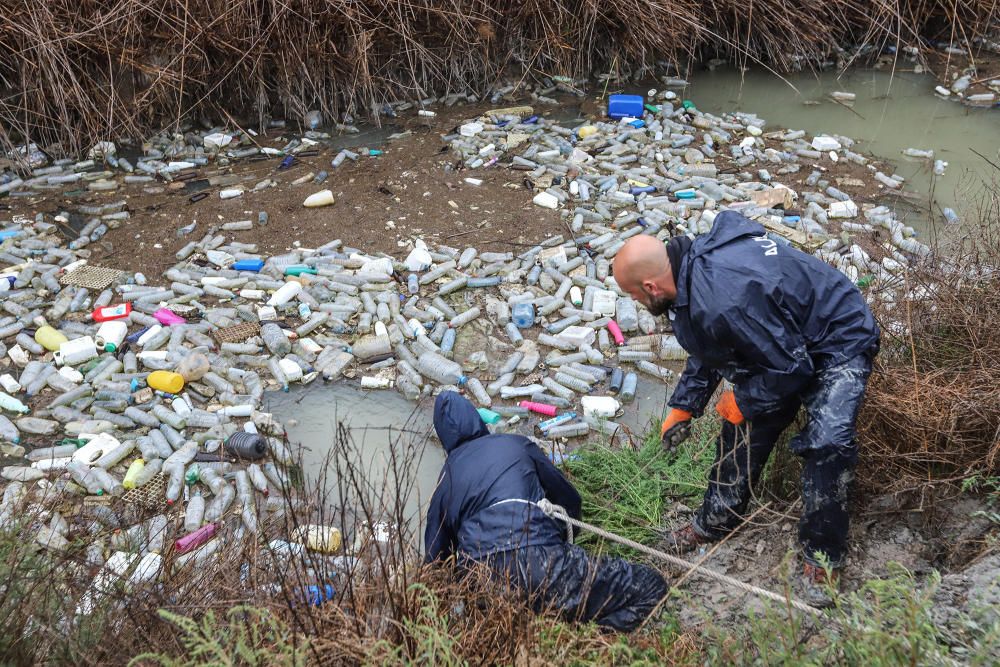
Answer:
[613, 211, 879, 605]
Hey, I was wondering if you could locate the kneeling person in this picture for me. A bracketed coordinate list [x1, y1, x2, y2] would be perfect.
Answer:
[425, 391, 667, 632]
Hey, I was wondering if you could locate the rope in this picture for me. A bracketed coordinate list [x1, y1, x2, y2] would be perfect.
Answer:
[532, 498, 824, 618]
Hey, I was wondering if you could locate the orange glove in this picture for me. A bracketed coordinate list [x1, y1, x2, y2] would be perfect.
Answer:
[660, 408, 692, 451]
[715, 390, 745, 425]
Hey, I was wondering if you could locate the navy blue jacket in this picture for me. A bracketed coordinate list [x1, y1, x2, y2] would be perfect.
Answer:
[669, 211, 879, 420]
[424, 392, 582, 562]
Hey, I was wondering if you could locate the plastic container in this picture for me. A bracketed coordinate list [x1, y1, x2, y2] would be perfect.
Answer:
[54, 336, 98, 366]
[154, 307, 186, 326]
[581, 396, 621, 419]
[233, 258, 264, 272]
[91, 303, 131, 322]
[175, 522, 218, 554]
[608, 94, 644, 119]
[95, 321, 128, 352]
[147, 370, 185, 394]
[293, 524, 342, 553]
[416, 351, 466, 385]
[303, 189, 335, 208]
[519, 400, 558, 417]
[35, 326, 68, 352]
[512, 302, 535, 328]
[225, 432, 269, 460]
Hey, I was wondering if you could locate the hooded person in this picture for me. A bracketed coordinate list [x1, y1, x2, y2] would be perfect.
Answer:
[424, 391, 668, 632]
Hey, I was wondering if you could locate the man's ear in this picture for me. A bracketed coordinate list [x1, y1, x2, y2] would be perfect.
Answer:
[641, 278, 659, 296]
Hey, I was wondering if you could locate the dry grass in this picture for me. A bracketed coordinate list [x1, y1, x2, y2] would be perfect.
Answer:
[1, 1, 997, 157]
[858, 183, 1000, 492]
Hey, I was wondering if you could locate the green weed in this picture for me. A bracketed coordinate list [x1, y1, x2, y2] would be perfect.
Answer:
[563, 417, 715, 556]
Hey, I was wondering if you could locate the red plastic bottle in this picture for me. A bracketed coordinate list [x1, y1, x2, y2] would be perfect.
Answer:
[91, 303, 132, 322]
[174, 522, 218, 554]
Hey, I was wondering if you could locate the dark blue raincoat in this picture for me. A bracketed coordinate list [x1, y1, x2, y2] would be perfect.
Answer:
[424, 391, 582, 562]
[425, 392, 667, 632]
[668, 211, 880, 419]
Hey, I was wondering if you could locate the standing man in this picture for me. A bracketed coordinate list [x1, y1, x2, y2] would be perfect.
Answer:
[425, 391, 668, 631]
[612, 211, 879, 605]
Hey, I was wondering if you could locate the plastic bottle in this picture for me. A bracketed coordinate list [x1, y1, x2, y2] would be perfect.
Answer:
[620, 372, 638, 402]
[607, 320, 625, 346]
[91, 303, 131, 322]
[616, 298, 639, 332]
[0, 393, 30, 414]
[0, 415, 20, 443]
[416, 351, 466, 385]
[35, 326, 68, 352]
[184, 491, 205, 532]
[267, 281, 303, 306]
[175, 522, 218, 554]
[177, 352, 211, 382]
[123, 458, 145, 489]
[260, 323, 291, 356]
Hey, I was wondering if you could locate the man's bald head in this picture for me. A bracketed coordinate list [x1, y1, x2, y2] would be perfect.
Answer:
[613, 235, 677, 315]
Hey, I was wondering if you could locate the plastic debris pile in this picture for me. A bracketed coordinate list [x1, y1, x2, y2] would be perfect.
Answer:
[0, 87, 941, 611]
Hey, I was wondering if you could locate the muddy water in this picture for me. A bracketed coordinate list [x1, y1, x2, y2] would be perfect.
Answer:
[265, 374, 675, 540]
[683, 67, 999, 230]
[263, 385, 443, 541]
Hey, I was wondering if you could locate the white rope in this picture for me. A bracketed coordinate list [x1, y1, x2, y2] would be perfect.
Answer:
[530, 498, 824, 618]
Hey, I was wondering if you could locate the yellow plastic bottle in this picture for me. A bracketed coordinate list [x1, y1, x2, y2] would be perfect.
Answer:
[35, 326, 68, 352]
[293, 525, 342, 553]
[577, 125, 598, 139]
[123, 458, 145, 489]
[147, 370, 185, 394]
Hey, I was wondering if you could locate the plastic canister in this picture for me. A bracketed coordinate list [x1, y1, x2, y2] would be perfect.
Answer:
[147, 371, 184, 394]
[591, 290, 618, 317]
[277, 358, 303, 383]
[608, 94, 644, 119]
[54, 336, 98, 366]
[581, 396, 621, 419]
[232, 258, 264, 272]
[35, 326, 68, 352]
[95, 321, 128, 352]
[293, 525, 342, 553]
[512, 302, 535, 328]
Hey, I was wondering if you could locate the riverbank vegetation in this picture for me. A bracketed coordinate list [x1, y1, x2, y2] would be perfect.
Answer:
[2, 0, 998, 155]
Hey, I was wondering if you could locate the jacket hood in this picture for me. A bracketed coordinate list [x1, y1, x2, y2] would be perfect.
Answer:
[691, 211, 766, 258]
[434, 391, 489, 453]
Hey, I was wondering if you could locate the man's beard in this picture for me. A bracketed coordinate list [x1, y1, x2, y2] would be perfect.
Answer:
[645, 294, 673, 316]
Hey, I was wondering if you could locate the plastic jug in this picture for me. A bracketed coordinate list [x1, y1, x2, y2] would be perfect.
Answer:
[147, 370, 184, 394]
[54, 336, 98, 366]
[34, 326, 68, 352]
[95, 321, 128, 352]
[232, 258, 264, 272]
[512, 302, 535, 328]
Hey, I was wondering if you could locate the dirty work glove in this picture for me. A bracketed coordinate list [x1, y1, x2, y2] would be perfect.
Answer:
[715, 390, 745, 425]
[660, 408, 692, 452]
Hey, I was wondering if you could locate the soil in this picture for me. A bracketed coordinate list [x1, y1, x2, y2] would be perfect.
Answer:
[658, 486, 999, 634]
[3, 98, 897, 276]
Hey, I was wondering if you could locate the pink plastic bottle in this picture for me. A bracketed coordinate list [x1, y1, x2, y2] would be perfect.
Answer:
[519, 401, 558, 417]
[174, 522, 218, 554]
[154, 307, 187, 326]
[607, 320, 625, 346]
